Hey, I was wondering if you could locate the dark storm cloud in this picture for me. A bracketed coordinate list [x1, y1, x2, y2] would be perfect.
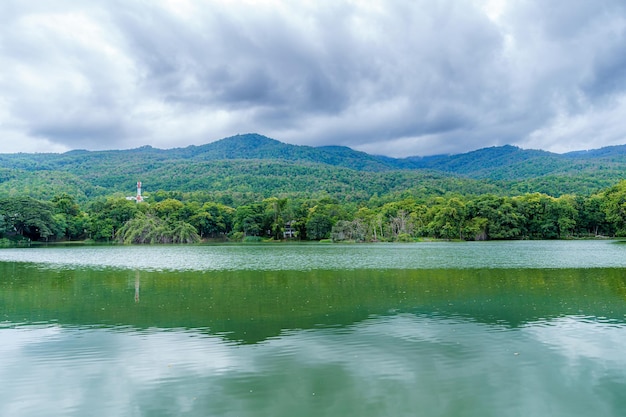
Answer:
[1, 0, 626, 155]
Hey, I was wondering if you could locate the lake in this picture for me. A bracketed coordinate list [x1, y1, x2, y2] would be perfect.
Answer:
[1, 241, 625, 416]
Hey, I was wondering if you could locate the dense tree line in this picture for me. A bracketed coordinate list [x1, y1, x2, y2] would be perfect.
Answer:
[2, 180, 626, 245]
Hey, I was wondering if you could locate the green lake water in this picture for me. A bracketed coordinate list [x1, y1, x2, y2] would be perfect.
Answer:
[1, 241, 625, 416]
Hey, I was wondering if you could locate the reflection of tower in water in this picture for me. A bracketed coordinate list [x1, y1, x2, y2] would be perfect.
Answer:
[135, 270, 140, 303]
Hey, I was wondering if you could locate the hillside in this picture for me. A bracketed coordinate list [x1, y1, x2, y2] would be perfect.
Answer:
[0, 159, 502, 204]
[1, 133, 626, 201]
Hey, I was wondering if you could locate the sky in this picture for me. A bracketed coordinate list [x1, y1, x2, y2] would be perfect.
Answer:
[1, 0, 626, 157]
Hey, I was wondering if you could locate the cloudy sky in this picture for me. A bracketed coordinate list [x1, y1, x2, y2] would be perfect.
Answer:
[1, 0, 626, 157]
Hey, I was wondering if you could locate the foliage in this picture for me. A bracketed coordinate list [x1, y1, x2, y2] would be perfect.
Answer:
[3, 181, 626, 243]
[600, 181, 626, 236]
[86, 197, 142, 241]
[234, 203, 265, 237]
[116, 213, 200, 244]
[0, 196, 59, 240]
[5, 135, 626, 243]
[3, 134, 626, 202]
[52, 193, 88, 240]
[306, 214, 333, 240]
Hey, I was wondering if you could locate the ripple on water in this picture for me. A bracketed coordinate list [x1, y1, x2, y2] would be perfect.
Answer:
[1, 241, 626, 271]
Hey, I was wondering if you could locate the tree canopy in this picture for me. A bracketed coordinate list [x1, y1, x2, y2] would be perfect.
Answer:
[2, 180, 626, 244]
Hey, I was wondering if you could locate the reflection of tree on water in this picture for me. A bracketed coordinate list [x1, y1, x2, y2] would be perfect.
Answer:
[135, 270, 140, 303]
[3, 263, 626, 344]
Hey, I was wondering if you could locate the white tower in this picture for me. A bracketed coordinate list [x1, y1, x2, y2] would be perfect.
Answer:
[136, 181, 143, 202]
[126, 181, 145, 202]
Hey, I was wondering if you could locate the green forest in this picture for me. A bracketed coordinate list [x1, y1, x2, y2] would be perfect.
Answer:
[2, 179, 626, 245]
[2, 134, 626, 245]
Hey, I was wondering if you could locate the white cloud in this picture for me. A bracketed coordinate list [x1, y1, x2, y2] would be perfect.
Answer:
[524, 96, 626, 153]
[1, 0, 626, 156]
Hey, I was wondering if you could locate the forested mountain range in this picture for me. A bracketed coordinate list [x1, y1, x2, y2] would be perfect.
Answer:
[1, 133, 625, 202]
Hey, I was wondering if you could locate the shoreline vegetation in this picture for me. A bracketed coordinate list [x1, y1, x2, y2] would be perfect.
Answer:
[1, 235, 618, 249]
[3, 178, 626, 246]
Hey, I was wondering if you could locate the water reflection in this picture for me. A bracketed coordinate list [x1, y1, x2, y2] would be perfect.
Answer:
[135, 270, 140, 303]
[1, 313, 625, 417]
[2, 242, 626, 416]
[2, 264, 625, 343]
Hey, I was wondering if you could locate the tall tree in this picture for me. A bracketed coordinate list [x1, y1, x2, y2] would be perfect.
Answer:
[87, 197, 142, 241]
[306, 213, 333, 240]
[601, 180, 626, 236]
[0, 196, 59, 240]
[52, 193, 86, 240]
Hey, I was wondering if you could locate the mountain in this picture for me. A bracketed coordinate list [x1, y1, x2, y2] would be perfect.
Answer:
[398, 144, 626, 179]
[0, 134, 397, 173]
[170, 134, 397, 171]
[401, 145, 554, 176]
[1, 133, 626, 201]
[563, 144, 626, 159]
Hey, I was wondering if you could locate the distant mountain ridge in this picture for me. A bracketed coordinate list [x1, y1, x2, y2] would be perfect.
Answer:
[3, 133, 626, 175]
[1, 133, 626, 200]
[168, 134, 626, 181]
[169, 134, 395, 171]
